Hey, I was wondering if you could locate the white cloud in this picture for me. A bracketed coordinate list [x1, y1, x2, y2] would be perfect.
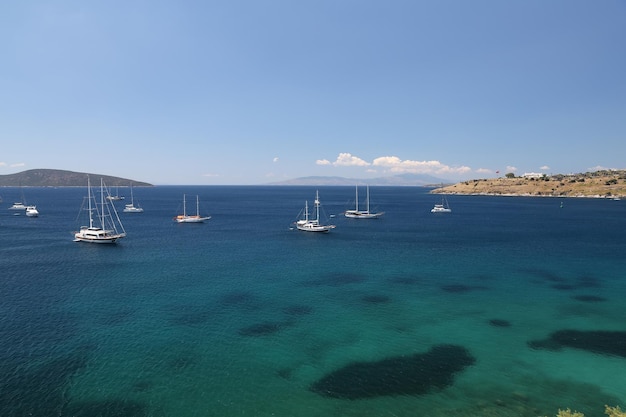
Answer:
[506, 166, 517, 172]
[317, 153, 492, 178]
[0, 162, 6, 167]
[202, 173, 220, 177]
[11, 162, 25, 168]
[273, 157, 279, 163]
[540, 165, 550, 170]
[372, 156, 470, 176]
[333, 152, 370, 167]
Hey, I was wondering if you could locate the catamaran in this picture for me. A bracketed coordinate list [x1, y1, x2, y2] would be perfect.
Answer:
[9, 202, 26, 210]
[74, 177, 127, 243]
[296, 190, 335, 233]
[174, 194, 211, 223]
[431, 187, 452, 213]
[344, 185, 384, 219]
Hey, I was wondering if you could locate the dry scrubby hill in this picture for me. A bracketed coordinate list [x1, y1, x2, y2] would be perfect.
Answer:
[434, 170, 626, 198]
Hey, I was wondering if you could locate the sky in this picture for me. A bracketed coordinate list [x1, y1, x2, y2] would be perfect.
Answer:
[1, 1, 625, 185]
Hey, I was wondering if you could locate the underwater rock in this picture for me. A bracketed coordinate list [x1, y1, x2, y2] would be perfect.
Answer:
[489, 319, 511, 327]
[528, 330, 626, 357]
[63, 399, 147, 417]
[572, 295, 607, 303]
[303, 272, 366, 287]
[238, 322, 283, 337]
[388, 276, 422, 285]
[310, 344, 475, 399]
[282, 304, 313, 316]
[361, 294, 391, 304]
[551, 284, 576, 290]
[441, 284, 487, 293]
[220, 291, 255, 305]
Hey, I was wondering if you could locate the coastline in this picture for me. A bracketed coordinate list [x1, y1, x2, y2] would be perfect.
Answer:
[433, 170, 626, 199]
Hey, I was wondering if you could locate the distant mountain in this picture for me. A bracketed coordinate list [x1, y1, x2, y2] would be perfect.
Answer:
[0, 169, 152, 187]
[267, 173, 449, 186]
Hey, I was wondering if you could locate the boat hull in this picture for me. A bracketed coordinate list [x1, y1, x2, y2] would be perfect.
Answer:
[123, 205, 144, 213]
[25, 206, 39, 217]
[431, 207, 452, 213]
[296, 223, 334, 232]
[175, 215, 211, 223]
[344, 210, 384, 219]
[74, 227, 125, 243]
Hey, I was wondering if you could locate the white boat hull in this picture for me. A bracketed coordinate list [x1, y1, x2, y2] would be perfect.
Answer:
[431, 205, 452, 213]
[175, 215, 211, 223]
[25, 206, 39, 217]
[123, 205, 144, 213]
[74, 227, 125, 243]
[344, 210, 384, 219]
[296, 221, 335, 232]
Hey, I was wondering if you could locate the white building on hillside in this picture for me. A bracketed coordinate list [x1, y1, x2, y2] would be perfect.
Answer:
[522, 172, 544, 179]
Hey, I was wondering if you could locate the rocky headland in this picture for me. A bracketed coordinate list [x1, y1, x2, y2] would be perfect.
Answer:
[434, 170, 626, 198]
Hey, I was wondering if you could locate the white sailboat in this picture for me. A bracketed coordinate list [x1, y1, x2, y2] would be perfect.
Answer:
[8, 186, 27, 210]
[106, 186, 125, 201]
[344, 185, 384, 219]
[123, 183, 143, 213]
[174, 194, 211, 223]
[74, 177, 127, 243]
[296, 190, 335, 233]
[9, 202, 26, 210]
[431, 186, 452, 213]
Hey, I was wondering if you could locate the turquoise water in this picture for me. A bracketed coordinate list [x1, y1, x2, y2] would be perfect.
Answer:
[1, 186, 625, 416]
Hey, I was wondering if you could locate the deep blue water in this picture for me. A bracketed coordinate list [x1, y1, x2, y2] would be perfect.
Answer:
[1, 185, 625, 417]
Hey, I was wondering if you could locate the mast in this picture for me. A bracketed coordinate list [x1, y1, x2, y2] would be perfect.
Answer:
[315, 190, 320, 223]
[196, 195, 200, 216]
[100, 178, 106, 228]
[87, 176, 94, 229]
[366, 185, 370, 213]
[183, 194, 187, 217]
[355, 185, 359, 211]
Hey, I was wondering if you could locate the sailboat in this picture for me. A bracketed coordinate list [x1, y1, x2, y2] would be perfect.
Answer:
[344, 185, 384, 219]
[431, 185, 452, 213]
[8, 185, 27, 210]
[295, 190, 336, 233]
[106, 186, 125, 201]
[174, 194, 211, 223]
[74, 177, 127, 243]
[123, 183, 143, 213]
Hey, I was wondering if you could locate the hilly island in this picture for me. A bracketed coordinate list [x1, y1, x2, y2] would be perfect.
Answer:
[433, 170, 626, 198]
[0, 169, 152, 187]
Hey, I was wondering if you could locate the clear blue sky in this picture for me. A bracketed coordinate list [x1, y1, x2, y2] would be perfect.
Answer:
[1, 1, 625, 185]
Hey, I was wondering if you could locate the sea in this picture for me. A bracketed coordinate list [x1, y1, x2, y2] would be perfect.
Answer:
[1, 185, 625, 417]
